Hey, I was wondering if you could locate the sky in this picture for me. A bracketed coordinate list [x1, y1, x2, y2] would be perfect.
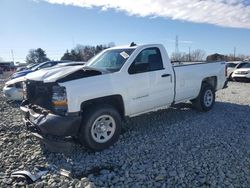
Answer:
[0, 0, 250, 63]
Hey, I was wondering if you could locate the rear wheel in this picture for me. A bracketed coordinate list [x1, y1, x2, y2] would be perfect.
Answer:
[192, 83, 215, 112]
[78, 105, 121, 151]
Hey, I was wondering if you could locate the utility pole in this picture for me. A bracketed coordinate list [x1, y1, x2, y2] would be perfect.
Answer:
[189, 47, 191, 62]
[11, 49, 15, 64]
[175, 35, 179, 54]
[175, 35, 179, 61]
[233, 47, 236, 61]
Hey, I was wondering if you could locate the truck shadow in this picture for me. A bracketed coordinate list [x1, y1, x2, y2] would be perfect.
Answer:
[40, 101, 250, 181]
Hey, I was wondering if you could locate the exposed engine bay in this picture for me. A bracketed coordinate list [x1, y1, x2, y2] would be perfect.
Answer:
[24, 68, 104, 115]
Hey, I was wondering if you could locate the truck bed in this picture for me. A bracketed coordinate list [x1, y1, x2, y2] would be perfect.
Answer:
[173, 61, 226, 103]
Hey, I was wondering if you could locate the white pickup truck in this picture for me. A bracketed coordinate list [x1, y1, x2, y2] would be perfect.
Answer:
[21, 43, 228, 151]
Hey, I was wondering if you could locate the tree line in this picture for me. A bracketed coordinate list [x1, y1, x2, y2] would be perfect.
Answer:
[25, 43, 115, 64]
[24, 44, 249, 65]
[171, 49, 206, 62]
[61, 43, 114, 62]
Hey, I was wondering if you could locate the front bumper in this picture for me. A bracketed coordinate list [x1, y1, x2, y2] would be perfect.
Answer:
[232, 73, 250, 78]
[20, 101, 81, 137]
[232, 74, 250, 82]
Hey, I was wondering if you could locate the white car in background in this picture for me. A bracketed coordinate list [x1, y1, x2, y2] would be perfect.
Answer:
[226, 61, 250, 80]
[231, 63, 250, 82]
[3, 62, 85, 101]
[3, 76, 25, 101]
[226, 61, 240, 79]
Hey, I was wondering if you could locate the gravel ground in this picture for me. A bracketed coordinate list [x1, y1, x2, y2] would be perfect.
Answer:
[0, 80, 249, 187]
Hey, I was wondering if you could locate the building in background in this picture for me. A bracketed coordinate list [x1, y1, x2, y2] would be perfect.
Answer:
[0, 61, 16, 75]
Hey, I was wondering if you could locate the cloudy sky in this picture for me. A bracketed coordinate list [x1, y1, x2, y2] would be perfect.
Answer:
[0, 0, 250, 62]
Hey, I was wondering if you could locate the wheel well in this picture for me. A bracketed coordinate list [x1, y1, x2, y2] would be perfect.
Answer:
[80, 95, 125, 119]
[202, 76, 217, 90]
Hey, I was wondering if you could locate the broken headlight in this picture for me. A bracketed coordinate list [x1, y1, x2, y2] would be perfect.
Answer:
[52, 85, 68, 115]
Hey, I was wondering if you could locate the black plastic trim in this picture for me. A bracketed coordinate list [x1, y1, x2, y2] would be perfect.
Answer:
[20, 103, 81, 137]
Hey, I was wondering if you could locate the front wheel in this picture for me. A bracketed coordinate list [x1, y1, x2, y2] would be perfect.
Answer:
[192, 83, 215, 112]
[78, 105, 121, 151]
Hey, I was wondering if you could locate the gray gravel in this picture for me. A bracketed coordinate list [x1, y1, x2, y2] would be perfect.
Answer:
[0, 80, 250, 187]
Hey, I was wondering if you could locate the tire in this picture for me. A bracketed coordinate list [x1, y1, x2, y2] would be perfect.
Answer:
[235, 78, 242, 82]
[192, 83, 215, 112]
[78, 104, 121, 151]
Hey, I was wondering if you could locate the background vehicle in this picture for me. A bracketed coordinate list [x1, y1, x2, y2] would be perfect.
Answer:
[15, 66, 31, 72]
[3, 76, 24, 101]
[231, 63, 250, 82]
[0, 62, 16, 78]
[3, 62, 85, 101]
[226, 61, 240, 80]
[235, 61, 249, 69]
[226, 61, 250, 80]
[10, 60, 70, 79]
[21, 44, 227, 151]
[0, 62, 15, 72]
[14, 63, 38, 73]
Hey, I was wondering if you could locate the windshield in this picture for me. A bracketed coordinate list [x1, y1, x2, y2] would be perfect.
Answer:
[87, 49, 135, 72]
[236, 62, 248, 69]
[31, 61, 55, 71]
[26, 64, 37, 69]
[31, 63, 43, 71]
[239, 63, 250, 69]
[227, 63, 237, 68]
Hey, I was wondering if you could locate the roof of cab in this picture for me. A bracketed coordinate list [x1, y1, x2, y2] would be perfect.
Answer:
[108, 43, 162, 50]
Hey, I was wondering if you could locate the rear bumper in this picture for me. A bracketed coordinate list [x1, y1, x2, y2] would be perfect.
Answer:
[20, 101, 81, 137]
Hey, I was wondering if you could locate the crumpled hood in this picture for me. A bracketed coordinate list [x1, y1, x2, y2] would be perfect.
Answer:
[5, 76, 26, 86]
[25, 65, 102, 83]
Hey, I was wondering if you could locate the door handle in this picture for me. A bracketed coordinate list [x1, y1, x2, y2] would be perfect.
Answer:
[161, 74, 171, 78]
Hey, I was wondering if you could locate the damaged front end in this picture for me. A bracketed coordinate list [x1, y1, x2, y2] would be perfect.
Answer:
[20, 67, 105, 149]
[21, 80, 81, 140]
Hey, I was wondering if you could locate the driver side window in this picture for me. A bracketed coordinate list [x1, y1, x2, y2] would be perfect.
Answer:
[128, 47, 163, 74]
